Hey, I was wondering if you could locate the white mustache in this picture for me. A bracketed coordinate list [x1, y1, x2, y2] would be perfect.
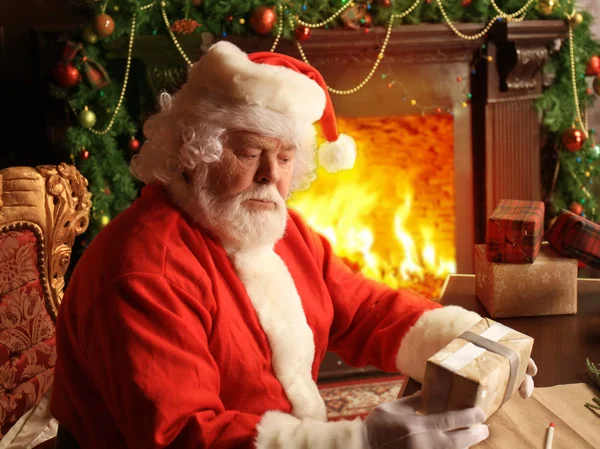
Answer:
[237, 186, 281, 204]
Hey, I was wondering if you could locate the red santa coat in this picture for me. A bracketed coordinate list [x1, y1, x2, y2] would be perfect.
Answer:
[51, 183, 478, 449]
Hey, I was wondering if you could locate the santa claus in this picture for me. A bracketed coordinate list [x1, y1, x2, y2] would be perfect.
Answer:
[51, 41, 536, 449]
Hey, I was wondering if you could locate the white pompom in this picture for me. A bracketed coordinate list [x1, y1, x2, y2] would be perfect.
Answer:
[317, 133, 357, 173]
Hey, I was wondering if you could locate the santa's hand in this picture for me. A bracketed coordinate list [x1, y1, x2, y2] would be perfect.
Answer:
[363, 392, 489, 449]
[519, 358, 538, 399]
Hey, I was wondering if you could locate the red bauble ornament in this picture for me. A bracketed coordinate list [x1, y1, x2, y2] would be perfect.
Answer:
[379, 0, 392, 7]
[53, 63, 81, 88]
[80, 148, 90, 161]
[569, 202, 584, 215]
[128, 137, 141, 152]
[461, 0, 473, 6]
[92, 13, 115, 38]
[561, 127, 585, 152]
[249, 6, 277, 35]
[295, 26, 311, 41]
[586, 56, 600, 76]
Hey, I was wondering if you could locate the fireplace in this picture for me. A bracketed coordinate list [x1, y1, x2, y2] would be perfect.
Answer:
[289, 114, 456, 299]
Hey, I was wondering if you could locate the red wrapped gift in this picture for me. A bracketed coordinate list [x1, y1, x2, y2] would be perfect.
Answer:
[546, 210, 600, 270]
[486, 199, 544, 263]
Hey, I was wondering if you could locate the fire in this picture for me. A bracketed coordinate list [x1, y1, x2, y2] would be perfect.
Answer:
[288, 114, 456, 299]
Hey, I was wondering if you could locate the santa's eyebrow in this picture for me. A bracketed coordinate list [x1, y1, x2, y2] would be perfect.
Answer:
[235, 136, 296, 152]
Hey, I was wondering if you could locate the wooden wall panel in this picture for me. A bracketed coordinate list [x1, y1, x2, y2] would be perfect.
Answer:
[485, 100, 542, 218]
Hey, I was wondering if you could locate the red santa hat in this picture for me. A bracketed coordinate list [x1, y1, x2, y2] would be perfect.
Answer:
[186, 41, 356, 173]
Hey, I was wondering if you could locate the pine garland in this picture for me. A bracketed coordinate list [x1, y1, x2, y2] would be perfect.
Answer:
[54, 0, 600, 252]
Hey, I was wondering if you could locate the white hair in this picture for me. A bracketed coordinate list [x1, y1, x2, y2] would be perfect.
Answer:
[130, 90, 317, 193]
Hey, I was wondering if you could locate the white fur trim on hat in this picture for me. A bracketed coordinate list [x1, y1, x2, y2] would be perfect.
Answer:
[256, 411, 365, 449]
[317, 133, 357, 173]
[395, 306, 482, 383]
[180, 41, 326, 124]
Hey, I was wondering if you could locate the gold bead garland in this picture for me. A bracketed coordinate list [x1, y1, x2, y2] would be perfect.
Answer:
[89, 12, 137, 135]
[490, 0, 536, 21]
[566, 11, 588, 138]
[296, 1, 355, 28]
[289, 0, 422, 95]
[270, 3, 284, 52]
[161, 1, 194, 66]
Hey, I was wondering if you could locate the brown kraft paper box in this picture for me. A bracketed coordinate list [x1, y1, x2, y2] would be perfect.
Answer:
[420, 318, 534, 419]
[475, 242, 578, 318]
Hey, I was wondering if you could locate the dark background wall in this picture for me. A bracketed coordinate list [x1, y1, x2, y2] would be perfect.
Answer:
[0, 0, 88, 170]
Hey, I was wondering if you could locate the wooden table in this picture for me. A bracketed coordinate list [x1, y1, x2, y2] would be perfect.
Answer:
[403, 275, 600, 396]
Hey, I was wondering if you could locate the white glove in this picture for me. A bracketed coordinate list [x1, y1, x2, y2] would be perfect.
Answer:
[519, 358, 538, 399]
[363, 392, 489, 449]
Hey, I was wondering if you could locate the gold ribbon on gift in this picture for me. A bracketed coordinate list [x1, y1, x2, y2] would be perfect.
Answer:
[427, 322, 520, 411]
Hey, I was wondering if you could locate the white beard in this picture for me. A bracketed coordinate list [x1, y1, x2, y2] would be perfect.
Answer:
[183, 176, 289, 252]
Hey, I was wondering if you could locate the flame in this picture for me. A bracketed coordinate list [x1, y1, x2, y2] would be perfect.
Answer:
[288, 114, 456, 298]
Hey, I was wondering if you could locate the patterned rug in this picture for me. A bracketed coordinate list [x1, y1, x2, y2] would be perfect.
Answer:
[318, 375, 406, 420]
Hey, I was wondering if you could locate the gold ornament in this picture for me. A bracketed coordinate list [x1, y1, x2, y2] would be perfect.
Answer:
[570, 13, 584, 27]
[538, 0, 556, 16]
[78, 106, 97, 129]
[82, 25, 98, 44]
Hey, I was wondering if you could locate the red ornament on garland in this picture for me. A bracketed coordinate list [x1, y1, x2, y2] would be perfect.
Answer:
[561, 127, 585, 152]
[295, 26, 311, 41]
[53, 63, 81, 88]
[379, 0, 392, 7]
[586, 56, 600, 76]
[92, 13, 115, 38]
[128, 137, 141, 152]
[569, 202, 584, 215]
[249, 6, 277, 35]
[80, 148, 90, 161]
[461, 0, 473, 6]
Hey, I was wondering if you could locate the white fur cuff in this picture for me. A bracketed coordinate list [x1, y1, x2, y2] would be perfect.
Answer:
[395, 306, 482, 383]
[255, 411, 366, 449]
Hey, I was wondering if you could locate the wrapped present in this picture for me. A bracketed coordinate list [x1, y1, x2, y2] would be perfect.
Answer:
[475, 243, 577, 318]
[546, 210, 600, 270]
[486, 199, 544, 263]
[420, 318, 533, 419]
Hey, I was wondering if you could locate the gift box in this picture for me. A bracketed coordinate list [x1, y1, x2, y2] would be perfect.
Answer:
[475, 243, 577, 318]
[486, 199, 544, 263]
[546, 210, 600, 270]
[420, 318, 534, 419]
